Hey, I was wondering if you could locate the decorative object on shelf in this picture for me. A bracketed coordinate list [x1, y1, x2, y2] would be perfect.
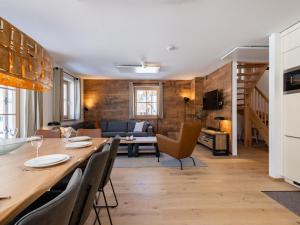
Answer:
[214, 116, 225, 131]
[183, 97, 190, 104]
[0, 17, 52, 91]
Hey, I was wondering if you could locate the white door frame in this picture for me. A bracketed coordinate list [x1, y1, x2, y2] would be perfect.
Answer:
[231, 61, 238, 156]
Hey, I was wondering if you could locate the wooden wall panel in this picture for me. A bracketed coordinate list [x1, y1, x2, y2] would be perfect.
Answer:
[83, 63, 232, 137]
[83, 79, 194, 135]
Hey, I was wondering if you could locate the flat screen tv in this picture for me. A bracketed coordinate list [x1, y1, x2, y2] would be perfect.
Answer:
[203, 89, 223, 110]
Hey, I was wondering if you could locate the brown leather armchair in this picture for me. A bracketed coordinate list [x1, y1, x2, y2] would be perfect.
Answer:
[156, 122, 202, 170]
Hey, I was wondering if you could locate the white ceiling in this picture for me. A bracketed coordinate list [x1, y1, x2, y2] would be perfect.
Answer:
[1, 0, 300, 79]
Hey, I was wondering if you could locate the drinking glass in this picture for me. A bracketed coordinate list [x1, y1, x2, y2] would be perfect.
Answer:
[9, 128, 18, 138]
[64, 128, 72, 142]
[30, 135, 43, 158]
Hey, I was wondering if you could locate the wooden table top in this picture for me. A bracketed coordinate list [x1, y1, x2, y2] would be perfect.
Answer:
[0, 138, 107, 225]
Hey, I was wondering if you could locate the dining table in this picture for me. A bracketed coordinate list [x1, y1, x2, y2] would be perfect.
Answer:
[0, 137, 107, 225]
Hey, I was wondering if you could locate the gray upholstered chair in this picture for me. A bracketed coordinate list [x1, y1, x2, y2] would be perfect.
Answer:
[94, 138, 121, 225]
[15, 169, 82, 225]
[69, 149, 110, 225]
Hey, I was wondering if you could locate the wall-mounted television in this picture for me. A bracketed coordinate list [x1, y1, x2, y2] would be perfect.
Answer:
[203, 89, 223, 110]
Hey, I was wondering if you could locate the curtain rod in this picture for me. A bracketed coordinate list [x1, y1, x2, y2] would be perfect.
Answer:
[132, 82, 161, 85]
[54, 67, 79, 80]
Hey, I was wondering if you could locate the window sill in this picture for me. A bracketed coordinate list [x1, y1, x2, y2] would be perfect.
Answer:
[134, 116, 159, 120]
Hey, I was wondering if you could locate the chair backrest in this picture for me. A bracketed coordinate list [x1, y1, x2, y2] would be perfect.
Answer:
[177, 122, 202, 158]
[15, 169, 82, 225]
[99, 138, 120, 189]
[35, 129, 61, 138]
[69, 148, 109, 225]
[76, 129, 101, 138]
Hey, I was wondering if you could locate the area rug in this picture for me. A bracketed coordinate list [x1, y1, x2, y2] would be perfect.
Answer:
[263, 191, 300, 216]
[114, 153, 207, 168]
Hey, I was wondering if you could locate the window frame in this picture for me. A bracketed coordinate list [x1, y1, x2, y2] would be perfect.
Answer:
[133, 86, 160, 119]
[63, 80, 70, 120]
[0, 85, 19, 137]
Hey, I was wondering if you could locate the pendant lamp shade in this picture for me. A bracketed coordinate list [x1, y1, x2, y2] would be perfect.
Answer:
[0, 17, 52, 91]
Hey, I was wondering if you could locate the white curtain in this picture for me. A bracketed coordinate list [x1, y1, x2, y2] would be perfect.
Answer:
[24, 90, 43, 137]
[52, 67, 64, 122]
[158, 82, 164, 119]
[129, 82, 134, 119]
[74, 78, 81, 120]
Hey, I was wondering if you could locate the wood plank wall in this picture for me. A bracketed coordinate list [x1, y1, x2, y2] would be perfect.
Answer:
[83, 80, 194, 135]
[83, 63, 232, 137]
[192, 63, 232, 148]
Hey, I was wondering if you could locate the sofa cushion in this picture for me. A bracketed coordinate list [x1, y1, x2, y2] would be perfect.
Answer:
[100, 121, 108, 132]
[142, 121, 150, 132]
[133, 121, 144, 132]
[127, 120, 136, 132]
[102, 132, 127, 137]
[107, 121, 128, 132]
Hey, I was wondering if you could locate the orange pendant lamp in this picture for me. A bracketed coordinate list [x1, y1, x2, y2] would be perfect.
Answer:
[0, 17, 52, 91]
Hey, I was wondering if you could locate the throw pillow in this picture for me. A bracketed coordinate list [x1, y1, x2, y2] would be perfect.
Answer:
[133, 121, 144, 132]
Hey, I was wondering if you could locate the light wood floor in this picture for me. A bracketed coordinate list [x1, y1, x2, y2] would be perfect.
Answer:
[86, 145, 300, 225]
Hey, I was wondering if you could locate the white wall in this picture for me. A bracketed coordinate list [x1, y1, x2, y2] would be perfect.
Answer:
[269, 33, 283, 179]
[231, 61, 238, 156]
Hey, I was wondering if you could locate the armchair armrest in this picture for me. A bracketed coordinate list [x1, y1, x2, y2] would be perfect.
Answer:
[156, 134, 180, 158]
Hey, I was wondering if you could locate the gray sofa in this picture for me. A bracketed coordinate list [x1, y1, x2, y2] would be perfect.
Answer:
[100, 120, 153, 138]
[70, 120, 154, 138]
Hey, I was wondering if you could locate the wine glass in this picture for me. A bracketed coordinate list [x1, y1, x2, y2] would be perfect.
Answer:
[9, 128, 18, 138]
[64, 128, 72, 142]
[30, 135, 43, 158]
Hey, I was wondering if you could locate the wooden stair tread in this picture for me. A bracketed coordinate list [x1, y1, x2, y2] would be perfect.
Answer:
[237, 72, 260, 76]
[237, 80, 257, 83]
[237, 64, 268, 69]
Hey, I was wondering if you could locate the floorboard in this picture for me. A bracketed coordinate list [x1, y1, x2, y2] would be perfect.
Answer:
[85, 145, 299, 225]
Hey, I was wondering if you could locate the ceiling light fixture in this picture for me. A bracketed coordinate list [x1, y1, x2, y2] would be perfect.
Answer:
[116, 61, 161, 74]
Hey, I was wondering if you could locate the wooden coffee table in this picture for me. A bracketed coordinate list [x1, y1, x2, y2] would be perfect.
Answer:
[118, 136, 159, 157]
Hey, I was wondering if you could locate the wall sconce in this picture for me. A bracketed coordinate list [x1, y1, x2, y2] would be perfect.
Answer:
[183, 97, 191, 104]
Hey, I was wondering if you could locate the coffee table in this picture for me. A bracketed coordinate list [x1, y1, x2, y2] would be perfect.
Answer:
[117, 137, 159, 157]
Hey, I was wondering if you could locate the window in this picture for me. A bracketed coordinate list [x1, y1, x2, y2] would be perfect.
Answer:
[0, 86, 17, 138]
[62, 72, 81, 121]
[63, 74, 75, 120]
[134, 86, 159, 118]
[63, 81, 70, 119]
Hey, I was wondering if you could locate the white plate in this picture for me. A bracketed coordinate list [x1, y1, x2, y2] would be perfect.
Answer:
[24, 154, 70, 168]
[65, 141, 93, 149]
[68, 136, 91, 142]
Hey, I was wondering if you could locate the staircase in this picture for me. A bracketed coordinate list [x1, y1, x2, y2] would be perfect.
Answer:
[236, 62, 269, 146]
